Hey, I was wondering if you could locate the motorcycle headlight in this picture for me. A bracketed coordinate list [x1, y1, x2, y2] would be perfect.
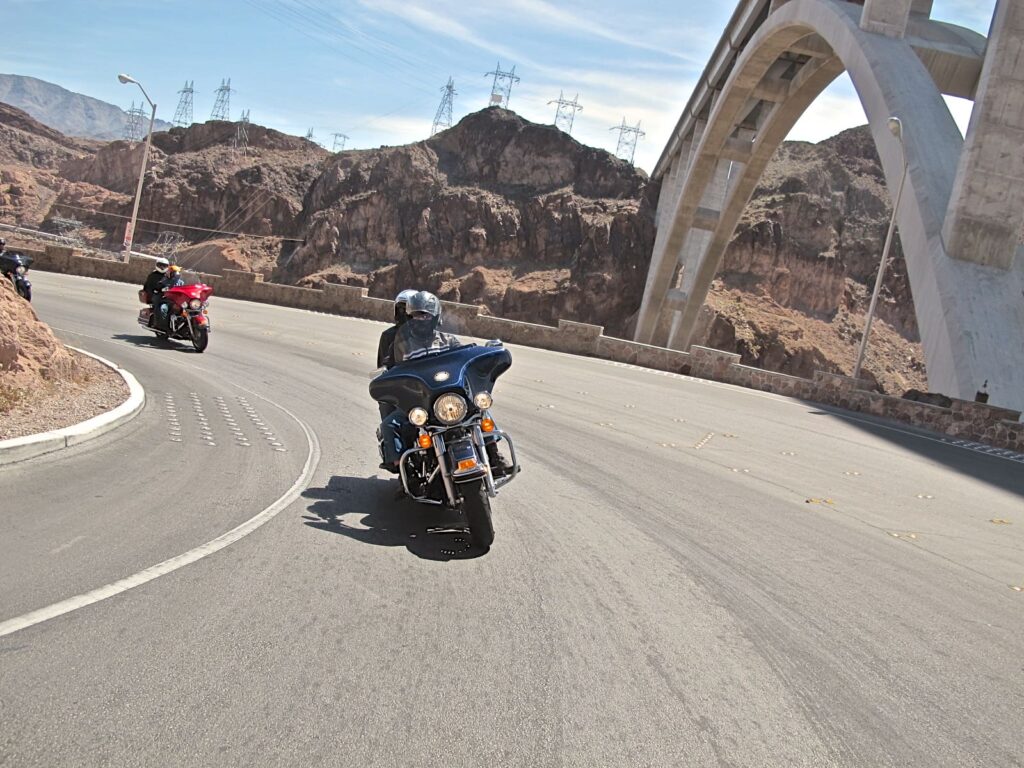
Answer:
[188, 299, 202, 310]
[408, 407, 428, 426]
[15, 265, 26, 276]
[433, 393, 467, 425]
[473, 392, 493, 409]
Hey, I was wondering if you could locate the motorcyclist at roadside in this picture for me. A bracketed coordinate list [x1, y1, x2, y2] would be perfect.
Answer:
[154, 264, 185, 330]
[142, 257, 170, 302]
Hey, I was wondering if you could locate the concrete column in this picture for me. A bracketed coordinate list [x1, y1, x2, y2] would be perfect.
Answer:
[942, 0, 1024, 270]
[634, 119, 708, 344]
[665, 128, 755, 351]
[860, 0, 914, 38]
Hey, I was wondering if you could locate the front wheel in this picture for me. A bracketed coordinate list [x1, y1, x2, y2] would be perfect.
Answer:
[461, 479, 494, 550]
[191, 326, 209, 353]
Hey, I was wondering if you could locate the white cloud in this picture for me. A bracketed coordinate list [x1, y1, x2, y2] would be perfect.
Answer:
[501, 0, 704, 64]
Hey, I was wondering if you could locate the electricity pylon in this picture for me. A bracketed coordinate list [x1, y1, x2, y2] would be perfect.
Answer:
[485, 62, 519, 108]
[122, 101, 146, 142]
[210, 78, 233, 121]
[610, 118, 645, 164]
[431, 77, 456, 136]
[172, 81, 194, 127]
[234, 109, 250, 154]
[549, 91, 582, 135]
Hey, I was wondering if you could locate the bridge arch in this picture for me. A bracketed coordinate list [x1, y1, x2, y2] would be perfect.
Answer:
[636, 0, 1024, 411]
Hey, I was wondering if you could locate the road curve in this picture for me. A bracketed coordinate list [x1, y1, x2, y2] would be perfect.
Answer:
[1, 271, 1022, 767]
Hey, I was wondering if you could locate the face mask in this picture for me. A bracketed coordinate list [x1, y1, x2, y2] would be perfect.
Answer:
[409, 315, 434, 340]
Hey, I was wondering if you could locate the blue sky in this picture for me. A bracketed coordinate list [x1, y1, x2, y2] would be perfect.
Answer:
[3, 0, 997, 173]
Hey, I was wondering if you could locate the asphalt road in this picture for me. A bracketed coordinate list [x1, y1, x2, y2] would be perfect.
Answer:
[1, 271, 1022, 767]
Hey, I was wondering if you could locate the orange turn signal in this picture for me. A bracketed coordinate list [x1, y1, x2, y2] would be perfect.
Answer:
[457, 458, 478, 472]
[417, 434, 432, 449]
[481, 418, 495, 433]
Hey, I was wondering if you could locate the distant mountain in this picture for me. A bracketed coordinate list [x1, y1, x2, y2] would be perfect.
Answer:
[0, 74, 174, 140]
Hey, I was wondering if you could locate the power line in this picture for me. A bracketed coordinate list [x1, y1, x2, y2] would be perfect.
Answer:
[610, 118, 645, 165]
[548, 91, 582, 135]
[172, 81, 194, 127]
[485, 62, 520, 108]
[52, 203, 303, 241]
[431, 77, 456, 136]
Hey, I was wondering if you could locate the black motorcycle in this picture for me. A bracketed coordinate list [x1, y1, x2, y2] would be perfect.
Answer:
[0, 251, 32, 301]
[369, 341, 520, 549]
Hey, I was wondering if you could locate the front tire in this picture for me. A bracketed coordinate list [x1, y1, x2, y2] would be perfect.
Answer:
[191, 326, 209, 353]
[18, 282, 31, 302]
[461, 479, 494, 550]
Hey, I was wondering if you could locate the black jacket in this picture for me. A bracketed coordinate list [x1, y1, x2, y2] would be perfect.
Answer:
[142, 270, 164, 298]
[377, 325, 400, 369]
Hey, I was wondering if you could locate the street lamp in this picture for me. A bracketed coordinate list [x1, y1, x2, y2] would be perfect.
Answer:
[118, 73, 157, 262]
[852, 116, 908, 382]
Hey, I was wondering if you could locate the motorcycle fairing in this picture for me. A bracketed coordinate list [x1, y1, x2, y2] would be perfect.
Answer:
[369, 344, 511, 415]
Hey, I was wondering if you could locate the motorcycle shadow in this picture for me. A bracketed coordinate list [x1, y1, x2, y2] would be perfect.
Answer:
[112, 333, 194, 351]
[301, 475, 487, 561]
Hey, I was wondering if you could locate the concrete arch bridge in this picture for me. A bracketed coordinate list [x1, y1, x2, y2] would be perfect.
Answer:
[636, 0, 1024, 412]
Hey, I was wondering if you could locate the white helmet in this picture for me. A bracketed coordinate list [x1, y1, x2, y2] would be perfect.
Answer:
[155, 257, 170, 273]
[394, 288, 417, 323]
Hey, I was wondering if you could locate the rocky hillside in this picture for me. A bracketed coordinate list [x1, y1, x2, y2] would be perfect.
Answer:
[0, 74, 174, 140]
[0, 100, 925, 393]
[695, 126, 924, 393]
[286, 108, 657, 335]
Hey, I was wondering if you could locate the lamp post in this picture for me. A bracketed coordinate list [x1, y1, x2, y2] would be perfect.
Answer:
[118, 73, 157, 263]
[852, 116, 908, 382]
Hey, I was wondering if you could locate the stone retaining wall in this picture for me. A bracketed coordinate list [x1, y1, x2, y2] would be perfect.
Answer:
[27, 245, 1023, 453]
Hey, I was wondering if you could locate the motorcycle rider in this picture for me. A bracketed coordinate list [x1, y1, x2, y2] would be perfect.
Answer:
[378, 291, 513, 478]
[376, 288, 417, 420]
[142, 257, 170, 303]
[378, 292, 460, 472]
[154, 264, 185, 330]
[377, 288, 417, 370]
[392, 291, 461, 363]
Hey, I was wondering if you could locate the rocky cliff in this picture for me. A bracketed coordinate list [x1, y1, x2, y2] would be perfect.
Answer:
[286, 108, 657, 335]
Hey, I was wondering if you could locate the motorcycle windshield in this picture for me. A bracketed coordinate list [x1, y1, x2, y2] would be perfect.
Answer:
[164, 283, 213, 303]
[0, 253, 30, 272]
[369, 344, 511, 415]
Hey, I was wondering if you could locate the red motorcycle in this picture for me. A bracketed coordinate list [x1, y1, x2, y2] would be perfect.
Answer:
[138, 283, 213, 352]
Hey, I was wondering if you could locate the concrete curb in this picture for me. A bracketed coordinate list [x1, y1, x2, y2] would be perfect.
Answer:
[0, 346, 145, 466]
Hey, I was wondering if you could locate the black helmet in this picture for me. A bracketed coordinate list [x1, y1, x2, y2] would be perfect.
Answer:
[406, 291, 441, 340]
[394, 288, 416, 323]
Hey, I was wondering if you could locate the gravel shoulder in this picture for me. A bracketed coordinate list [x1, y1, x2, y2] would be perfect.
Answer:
[0, 350, 130, 440]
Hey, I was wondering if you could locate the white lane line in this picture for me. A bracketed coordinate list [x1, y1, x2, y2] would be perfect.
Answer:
[0, 401, 321, 639]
